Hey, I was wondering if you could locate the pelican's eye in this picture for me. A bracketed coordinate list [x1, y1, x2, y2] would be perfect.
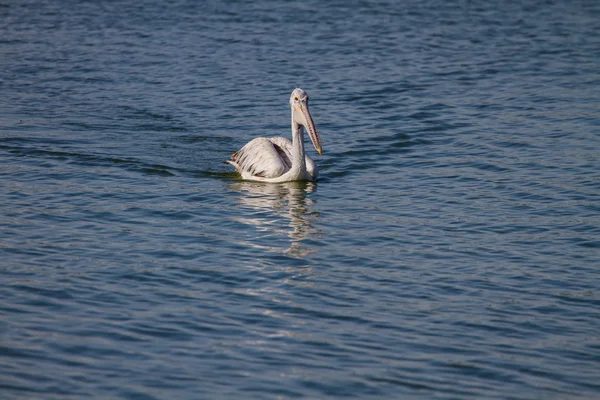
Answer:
[294, 96, 299, 101]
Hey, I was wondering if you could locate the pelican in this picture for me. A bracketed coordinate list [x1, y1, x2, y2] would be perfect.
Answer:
[226, 88, 322, 182]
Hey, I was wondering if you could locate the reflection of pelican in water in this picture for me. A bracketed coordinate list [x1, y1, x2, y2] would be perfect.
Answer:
[228, 181, 321, 257]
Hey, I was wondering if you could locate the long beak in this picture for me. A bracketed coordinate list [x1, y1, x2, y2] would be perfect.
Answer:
[300, 102, 322, 155]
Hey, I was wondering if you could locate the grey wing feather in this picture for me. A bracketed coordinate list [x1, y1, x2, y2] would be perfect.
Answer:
[230, 138, 291, 179]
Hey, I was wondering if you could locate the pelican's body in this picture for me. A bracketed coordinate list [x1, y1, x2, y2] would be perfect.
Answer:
[227, 88, 322, 182]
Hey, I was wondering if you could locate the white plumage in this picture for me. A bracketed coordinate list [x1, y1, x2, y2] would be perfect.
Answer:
[227, 88, 322, 183]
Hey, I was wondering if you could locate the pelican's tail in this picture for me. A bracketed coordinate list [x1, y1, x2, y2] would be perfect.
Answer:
[225, 159, 242, 174]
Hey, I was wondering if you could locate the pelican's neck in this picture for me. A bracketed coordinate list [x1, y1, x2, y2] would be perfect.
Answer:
[290, 113, 307, 177]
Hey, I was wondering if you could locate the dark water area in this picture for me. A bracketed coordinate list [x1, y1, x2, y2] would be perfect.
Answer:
[1, 0, 600, 398]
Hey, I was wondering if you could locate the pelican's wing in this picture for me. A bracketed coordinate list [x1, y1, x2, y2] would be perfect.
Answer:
[229, 137, 291, 179]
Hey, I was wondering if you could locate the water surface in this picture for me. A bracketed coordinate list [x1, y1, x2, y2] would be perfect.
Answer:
[1, 0, 600, 398]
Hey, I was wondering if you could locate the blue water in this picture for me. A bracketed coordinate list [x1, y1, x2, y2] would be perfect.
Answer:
[2, 0, 600, 398]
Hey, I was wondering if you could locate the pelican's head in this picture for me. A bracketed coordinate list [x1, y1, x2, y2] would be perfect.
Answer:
[290, 88, 322, 155]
